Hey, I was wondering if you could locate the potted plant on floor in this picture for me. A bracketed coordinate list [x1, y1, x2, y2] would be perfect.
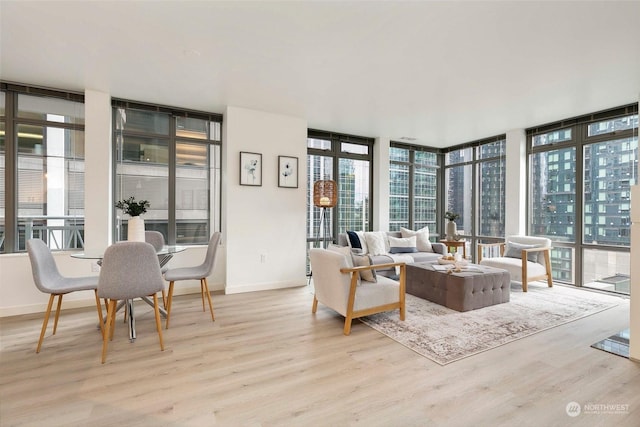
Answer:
[115, 196, 150, 242]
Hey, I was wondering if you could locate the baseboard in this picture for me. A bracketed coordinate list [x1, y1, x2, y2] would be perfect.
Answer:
[224, 280, 306, 294]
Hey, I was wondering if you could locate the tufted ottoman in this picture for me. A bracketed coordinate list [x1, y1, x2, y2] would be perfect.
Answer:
[406, 261, 511, 312]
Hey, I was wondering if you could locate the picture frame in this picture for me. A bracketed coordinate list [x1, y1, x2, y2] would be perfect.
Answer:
[239, 151, 262, 186]
[278, 155, 298, 188]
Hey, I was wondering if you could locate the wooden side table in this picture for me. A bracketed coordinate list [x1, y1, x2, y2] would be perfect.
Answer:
[440, 239, 467, 259]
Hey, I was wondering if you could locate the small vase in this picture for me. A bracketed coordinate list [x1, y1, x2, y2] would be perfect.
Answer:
[446, 220, 457, 240]
[127, 216, 145, 242]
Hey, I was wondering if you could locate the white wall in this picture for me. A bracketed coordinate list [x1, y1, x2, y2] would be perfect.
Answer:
[505, 129, 527, 236]
[373, 137, 390, 231]
[223, 106, 308, 293]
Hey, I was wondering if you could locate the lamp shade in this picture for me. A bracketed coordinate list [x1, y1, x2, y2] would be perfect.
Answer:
[313, 180, 337, 208]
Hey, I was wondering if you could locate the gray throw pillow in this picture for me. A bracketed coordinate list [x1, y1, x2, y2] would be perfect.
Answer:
[505, 242, 539, 262]
[352, 254, 377, 282]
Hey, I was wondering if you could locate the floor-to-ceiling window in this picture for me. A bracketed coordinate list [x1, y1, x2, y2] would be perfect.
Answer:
[443, 136, 506, 258]
[306, 130, 373, 272]
[389, 143, 439, 236]
[528, 104, 638, 294]
[0, 83, 85, 253]
[113, 100, 222, 245]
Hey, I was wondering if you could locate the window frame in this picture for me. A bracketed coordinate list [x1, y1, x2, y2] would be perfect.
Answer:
[527, 103, 638, 293]
[1, 82, 85, 253]
[111, 99, 222, 246]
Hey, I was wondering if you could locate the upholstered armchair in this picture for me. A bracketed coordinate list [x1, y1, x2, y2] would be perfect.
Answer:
[309, 248, 406, 335]
[478, 236, 553, 292]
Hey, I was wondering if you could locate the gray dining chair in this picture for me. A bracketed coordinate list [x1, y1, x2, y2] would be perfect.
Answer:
[164, 232, 221, 328]
[26, 239, 104, 353]
[145, 230, 169, 306]
[97, 241, 165, 364]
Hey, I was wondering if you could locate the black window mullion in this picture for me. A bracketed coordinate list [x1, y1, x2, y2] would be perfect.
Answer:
[168, 117, 177, 246]
[4, 92, 17, 252]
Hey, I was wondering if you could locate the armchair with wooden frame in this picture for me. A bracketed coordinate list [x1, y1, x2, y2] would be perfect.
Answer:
[477, 235, 553, 292]
[309, 248, 406, 335]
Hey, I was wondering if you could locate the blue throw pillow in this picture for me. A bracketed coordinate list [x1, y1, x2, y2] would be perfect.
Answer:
[347, 231, 362, 249]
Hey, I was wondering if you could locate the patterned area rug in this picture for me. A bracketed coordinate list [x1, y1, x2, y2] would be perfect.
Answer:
[360, 284, 625, 365]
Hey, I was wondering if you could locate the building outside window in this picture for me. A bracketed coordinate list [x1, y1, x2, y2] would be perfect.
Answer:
[444, 136, 506, 258]
[306, 130, 373, 273]
[0, 84, 85, 253]
[113, 101, 222, 245]
[528, 104, 638, 294]
[389, 144, 439, 236]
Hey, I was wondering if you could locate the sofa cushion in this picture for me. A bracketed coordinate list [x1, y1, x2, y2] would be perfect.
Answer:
[388, 235, 418, 253]
[364, 231, 388, 255]
[504, 242, 539, 262]
[345, 231, 368, 254]
[400, 226, 433, 252]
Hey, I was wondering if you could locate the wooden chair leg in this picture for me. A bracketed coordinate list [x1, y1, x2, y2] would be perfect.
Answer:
[202, 278, 215, 321]
[52, 294, 63, 335]
[109, 300, 117, 341]
[165, 281, 175, 329]
[94, 290, 105, 337]
[343, 317, 353, 335]
[152, 294, 164, 351]
[36, 294, 56, 353]
[161, 289, 167, 309]
[312, 296, 318, 313]
[102, 299, 117, 364]
[200, 281, 206, 311]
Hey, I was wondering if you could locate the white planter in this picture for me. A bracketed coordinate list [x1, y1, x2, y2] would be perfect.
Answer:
[127, 216, 146, 242]
[445, 220, 457, 240]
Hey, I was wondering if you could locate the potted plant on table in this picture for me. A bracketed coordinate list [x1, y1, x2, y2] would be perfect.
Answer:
[444, 211, 460, 240]
[115, 196, 150, 242]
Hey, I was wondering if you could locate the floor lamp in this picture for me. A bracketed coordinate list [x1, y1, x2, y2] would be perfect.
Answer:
[313, 180, 337, 249]
[309, 180, 337, 285]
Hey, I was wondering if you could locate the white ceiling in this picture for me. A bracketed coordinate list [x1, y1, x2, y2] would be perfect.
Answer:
[1, 1, 639, 147]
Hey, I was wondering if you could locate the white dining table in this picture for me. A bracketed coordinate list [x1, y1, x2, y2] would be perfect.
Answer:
[71, 245, 186, 342]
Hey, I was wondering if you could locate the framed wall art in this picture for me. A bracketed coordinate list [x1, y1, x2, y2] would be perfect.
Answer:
[240, 151, 262, 186]
[278, 155, 298, 188]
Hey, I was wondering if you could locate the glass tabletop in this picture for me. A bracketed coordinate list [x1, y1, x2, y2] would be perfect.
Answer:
[71, 245, 186, 259]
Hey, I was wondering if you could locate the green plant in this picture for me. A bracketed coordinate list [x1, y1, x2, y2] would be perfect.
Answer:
[115, 196, 150, 217]
[444, 211, 460, 221]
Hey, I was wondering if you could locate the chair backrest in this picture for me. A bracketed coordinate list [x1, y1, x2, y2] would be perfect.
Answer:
[309, 248, 352, 316]
[97, 242, 164, 300]
[26, 239, 64, 293]
[145, 231, 165, 251]
[201, 232, 221, 276]
[506, 235, 551, 264]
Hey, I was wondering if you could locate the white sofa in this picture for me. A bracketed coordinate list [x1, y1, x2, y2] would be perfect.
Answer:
[337, 230, 446, 278]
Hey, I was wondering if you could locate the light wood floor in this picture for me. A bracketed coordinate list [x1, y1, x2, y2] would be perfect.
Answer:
[1, 285, 638, 427]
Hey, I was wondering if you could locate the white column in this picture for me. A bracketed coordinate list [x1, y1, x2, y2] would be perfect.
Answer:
[505, 129, 527, 237]
[373, 137, 390, 231]
[83, 89, 112, 253]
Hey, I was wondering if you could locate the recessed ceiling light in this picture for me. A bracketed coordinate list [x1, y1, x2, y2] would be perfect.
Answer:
[399, 136, 417, 141]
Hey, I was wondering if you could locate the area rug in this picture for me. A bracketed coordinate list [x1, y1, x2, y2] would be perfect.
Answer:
[361, 284, 625, 365]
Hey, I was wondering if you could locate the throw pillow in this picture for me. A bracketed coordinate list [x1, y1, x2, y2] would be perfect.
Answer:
[352, 254, 377, 282]
[388, 235, 418, 254]
[400, 226, 433, 252]
[364, 231, 388, 256]
[504, 242, 539, 262]
[346, 231, 364, 254]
